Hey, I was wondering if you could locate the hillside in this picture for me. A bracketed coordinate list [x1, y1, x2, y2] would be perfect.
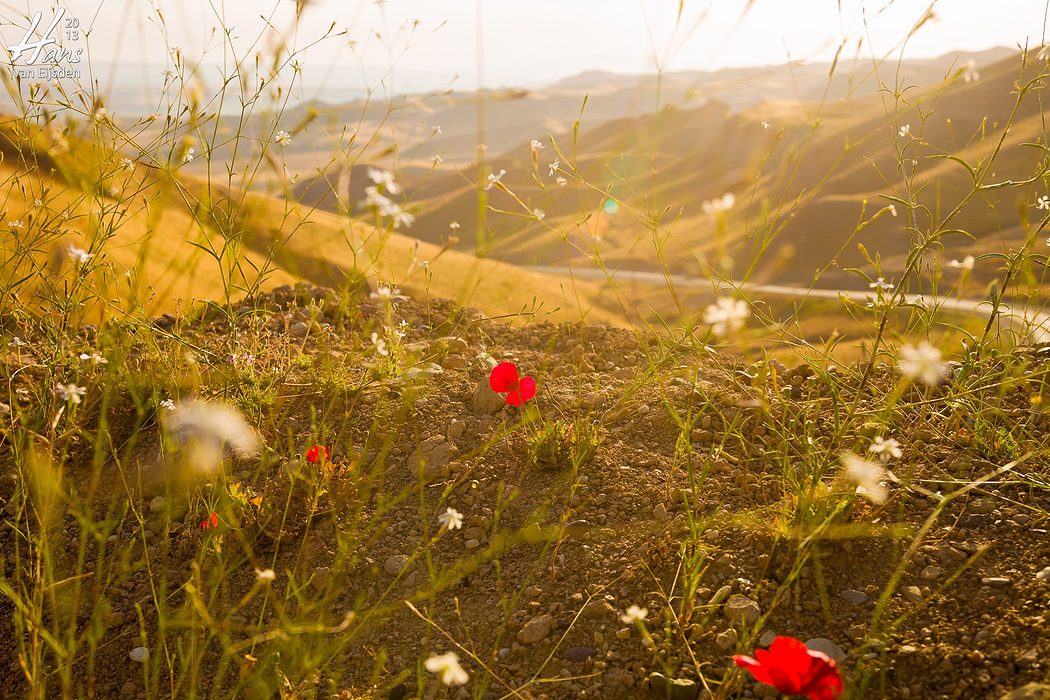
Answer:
[0, 283, 1047, 698]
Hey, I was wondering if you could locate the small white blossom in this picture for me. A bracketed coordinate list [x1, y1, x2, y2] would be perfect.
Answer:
[961, 59, 980, 83]
[160, 399, 176, 410]
[393, 210, 415, 229]
[254, 568, 276, 581]
[93, 107, 108, 122]
[274, 130, 292, 146]
[68, 245, 94, 263]
[868, 277, 894, 291]
[183, 148, 195, 163]
[842, 453, 889, 504]
[530, 139, 545, 150]
[432, 125, 442, 134]
[898, 341, 948, 385]
[9, 337, 27, 348]
[761, 120, 771, 129]
[484, 169, 506, 191]
[702, 297, 749, 337]
[449, 221, 460, 230]
[55, 383, 87, 404]
[556, 176, 568, 187]
[1037, 195, 1050, 211]
[533, 208, 545, 221]
[161, 399, 261, 474]
[121, 158, 134, 170]
[547, 159, 560, 177]
[419, 260, 430, 270]
[425, 652, 469, 686]
[898, 124, 911, 138]
[367, 167, 401, 195]
[620, 605, 648, 624]
[432, 154, 443, 165]
[79, 352, 107, 364]
[437, 507, 463, 530]
[9, 220, 24, 229]
[702, 193, 735, 216]
[868, 436, 902, 463]
[887, 204, 898, 217]
[370, 285, 407, 301]
[371, 332, 389, 357]
[948, 255, 975, 271]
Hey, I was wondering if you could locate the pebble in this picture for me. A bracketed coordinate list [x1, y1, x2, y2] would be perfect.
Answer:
[120, 681, 137, 699]
[708, 585, 732, 606]
[901, 586, 923, 603]
[516, 614, 554, 644]
[648, 671, 700, 700]
[840, 589, 870, 605]
[804, 638, 846, 663]
[562, 646, 597, 662]
[723, 594, 761, 625]
[920, 565, 944, 580]
[1035, 567, 1050, 581]
[653, 503, 669, 521]
[981, 577, 1011, 587]
[148, 496, 166, 513]
[1015, 648, 1040, 669]
[565, 520, 593, 539]
[715, 628, 738, 651]
[129, 646, 150, 663]
[759, 630, 777, 647]
[471, 379, 505, 414]
[998, 683, 1050, 699]
[384, 555, 410, 577]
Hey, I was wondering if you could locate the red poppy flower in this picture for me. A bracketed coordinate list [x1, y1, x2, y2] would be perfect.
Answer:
[305, 445, 331, 463]
[200, 511, 219, 530]
[733, 636, 843, 700]
[488, 362, 536, 406]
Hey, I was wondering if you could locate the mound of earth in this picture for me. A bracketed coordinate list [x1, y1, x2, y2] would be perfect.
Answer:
[0, 282, 1047, 699]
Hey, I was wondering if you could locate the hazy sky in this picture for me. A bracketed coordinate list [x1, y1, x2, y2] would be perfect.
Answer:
[3, 0, 1049, 93]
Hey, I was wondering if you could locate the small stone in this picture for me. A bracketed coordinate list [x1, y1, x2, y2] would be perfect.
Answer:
[1015, 648, 1040, 669]
[384, 554, 410, 577]
[407, 436, 457, 481]
[148, 496, 166, 513]
[901, 586, 923, 603]
[471, 379, 505, 414]
[289, 321, 310, 337]
[805, 638, 846, 663]
[920, 565, 943, 580]
[970, 497, 998, 514]
[648, 671, 700, 700]
[653, 503, 669, 521]
[840, 589, 869, 605]
[981, 577, 1011, 587]
[565, 520, 592, 539]
[388, 682, 409, 700]
[969, 650, 985, 665]
[723, 594, 761, 625]
[759, 630, 777, 647]
[708, 585, 732, 606]
[516, 614, 554, 644]
[441, 354, 468, 370]
[129, 646, 150, 663]
[715, 628, 738, 651]
[562, 646, 597, 662]
[120, 681, 137, 699]
[998, 683, 1050, 700]
[615, 627, 631, 640]
[464, 539, 480, 549]
[1037, 567, 1050, 581]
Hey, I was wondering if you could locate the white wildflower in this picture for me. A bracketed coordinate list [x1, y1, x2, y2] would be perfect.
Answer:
[367, 167, 401, 195]
[842, 453, 889, 504]
[393, 209, 415, 229]
[702, 297, 749, 337]
[530, 139, 545, 150]
[432, 154, 443, 164]
[183, 148, 195, 163]
[484, 169, 506, 191]
[702, 193, 736, 216]
[449, 221, 460, 229]
[761, 120, 771, 129]
[254, 568, 276, 581]
[868, 436, 902, 463]
[121, 158, 134, 170]
[887, 204, 898, 217]
[961, 59, 979, 83]
[1037, 195, 1050, 211]
[556, 176, 568, 187]
[898, 124, 911, 138]
[161, 399, 261, 474]
[55, 383, 87, 404]
[9, 220, 24, 229]
[533, 208, 545, 221]
[425, 652, 469, 686]
[274, 130, 292, 146]
[898, 341, 948, 385]
[370, 285, 407, 301]
[79, 352, 107, 364]
[868, 277, 894, 291]
[620, 605, 648, 624]
[948, 255, 975, 271]
[371, 332, 389, 357]
[160, 399, 176, 411]
[547, 159, 560, 177]
[437, 507, 464, 530]
[432, 125, 442, 134]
